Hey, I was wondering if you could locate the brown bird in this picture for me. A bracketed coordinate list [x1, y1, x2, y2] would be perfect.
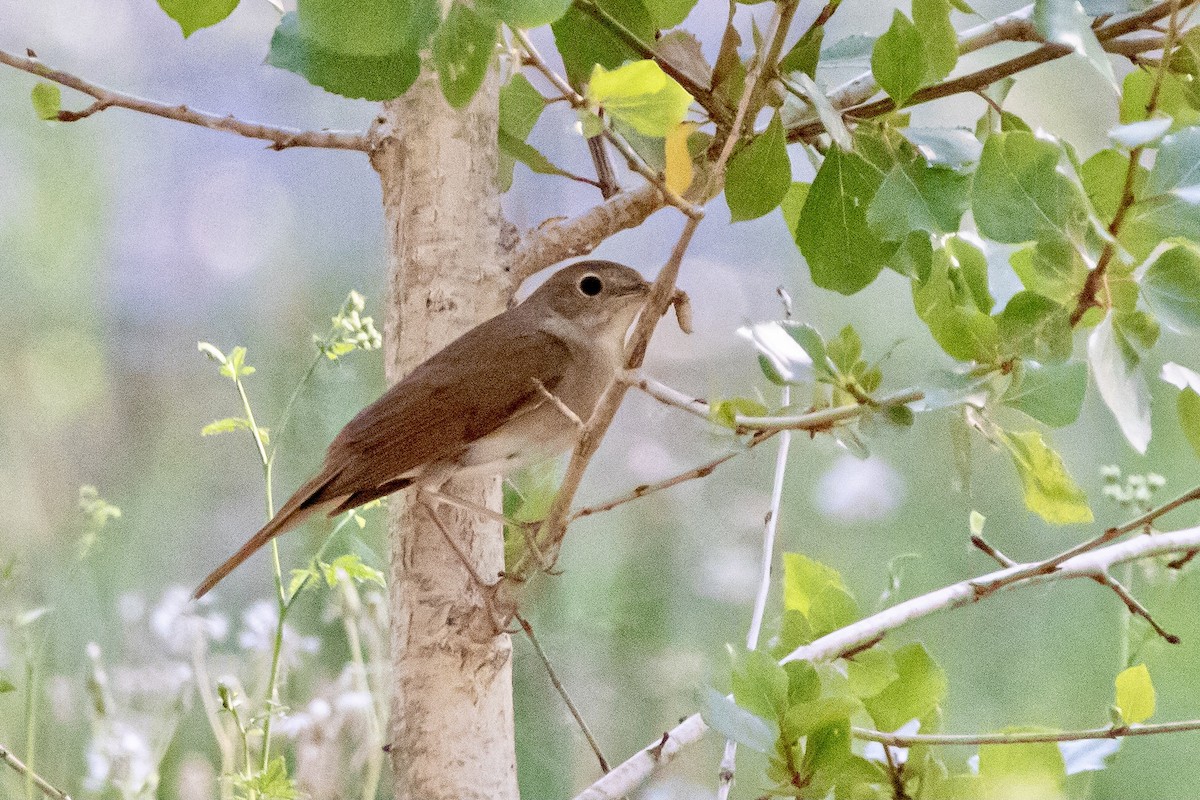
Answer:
[194, 261, 654, 598]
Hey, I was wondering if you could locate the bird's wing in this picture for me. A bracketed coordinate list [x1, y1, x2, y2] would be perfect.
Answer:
[314, 322, 572, 502]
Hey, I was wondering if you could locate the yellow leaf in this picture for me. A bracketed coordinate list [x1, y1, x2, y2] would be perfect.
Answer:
[665, 122, 698, 195]
[1115, 663, 1155, 724]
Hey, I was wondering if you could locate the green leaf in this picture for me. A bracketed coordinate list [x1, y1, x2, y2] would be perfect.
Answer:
[903, 127, 983, 171]
[783, 553, 850, 617]
[972, 131, 1087, 244]
[995, 292, 1072, 364]
[862, 643, 947, 732]
[872, 10, 926, 107]
[485, 0, 572, 28]
[784, 659, 821, 706]
[1088, 313, 1151, 454]
[913, 0, 958, 83]
[700, 688, 777, 753]
[826, 325, 863, 374]
[156, 0, 239, 36]
[498, 74, 547, 190]
[1009, 238, 1088, 305]
[947, 235, 993, 312]
[235, 756, 299, 799]
[779, 26, 824, 78]
[913, 247, 1000, 363]
[433, 2, 498, 108]
[867, 154, 970, 238]
[725, 113, 792, 221]
[792, 72, 852, 151]
[810, 585, 861, 636]
[1114, 663, 1155, 724]
[201, 417, 252, 436]
[1033, 0, 1117, 88]
[780, 181, 810, 234]
[1081, 148, 1146, 224]
[802, 721, 852, 777]
[1142, 244, 1200, 333]
[552, 0, 656, 85]
[978, 739, 1066, 800]
[846, 649, 899, 699]
[732, 648, 788, 720]
[797, 146, 893, 295]
[586, 60, 693, 137]
[1003, 362, 1088, 427]
[287, 567, 318, 600]
[1001, 430, 1093, 524]
[0, 674, 15, 693]
[784, 696, 862, 738]
[30, 82, 61, 121]
[1110, 117, 1172, 149]
[1124, 128, 1200, 253]
[267, 0, 437, 101]
[1119, 68, 1200, 129]
[642, 0, 698, 27]
[1178, 387, 1200, 460]
[709, 397, 769, 428]
[320, 553, 386, 587]
[221, 346, 255, 380]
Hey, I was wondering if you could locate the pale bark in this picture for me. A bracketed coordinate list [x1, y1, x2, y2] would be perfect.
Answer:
[370, 71, 518, 800]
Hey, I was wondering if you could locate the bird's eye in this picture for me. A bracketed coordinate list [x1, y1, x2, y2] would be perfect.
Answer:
[578, 274, 603, 296]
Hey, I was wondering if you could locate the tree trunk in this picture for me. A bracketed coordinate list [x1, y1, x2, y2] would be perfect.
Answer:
[370, 71, 518, 800]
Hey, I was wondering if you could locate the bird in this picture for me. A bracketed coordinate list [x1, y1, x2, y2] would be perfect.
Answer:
[193, 260, 655, 598]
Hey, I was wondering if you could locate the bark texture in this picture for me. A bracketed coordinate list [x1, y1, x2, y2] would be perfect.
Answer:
[370, 71, 518, 800]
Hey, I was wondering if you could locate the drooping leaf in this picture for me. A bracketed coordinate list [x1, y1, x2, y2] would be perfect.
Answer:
[1088, 313, 1151, 454]
[267, 0, 437, 101]
[913, 246, 1000, 363]
[1123, 127, 1200, 253]
[1033, 0, 1117, 88]
[797, 146, 893, 295]
[433, 2, 498, 108]
[1081, 148, 1146, 224]
[1001, 430, 1093, 524]
[156, 0, 239, 36]
[783, 553, 847, 617]
[1114, 663, 1155, 724]
[498, 74, 548, 190]
[1003, 361, 1088, 427]
[701, 688, 778, 753]
[872, 10, 927, 107]
[586, 60, 693, 137]
[664, 122, 697, 195]
[1142, 244, 1200, 332]
[903, 127, 982, 171]
[725, 113, 791, 221]
[913, 0, 958, 83]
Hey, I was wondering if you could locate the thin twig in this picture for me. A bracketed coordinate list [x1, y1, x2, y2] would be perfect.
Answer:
[0, 48, 370, 152]
[1091, 571, 1180, 643]
[511, 29, 701, 219]
[515, 614, 611, 774]
[717, 382, 794, 800]
[970, 534, 1016, 567]
[571, 432, 776, 520]
[0, 745, 71, 800]
[574, 0, 729, 124]
[854, 719, 1200, 747]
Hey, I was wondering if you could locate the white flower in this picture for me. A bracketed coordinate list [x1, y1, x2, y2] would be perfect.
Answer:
[238, 600, 319, 666]
[150, 586, 228, 655]
[84, 719, 159, 796]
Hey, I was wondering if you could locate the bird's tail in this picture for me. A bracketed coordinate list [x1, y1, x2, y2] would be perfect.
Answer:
[192, 473, 332, 599]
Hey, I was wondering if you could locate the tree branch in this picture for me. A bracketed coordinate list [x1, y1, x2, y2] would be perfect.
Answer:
[789, 0, 1199, 141]
[853, 719, 1200, 747]
[0, 744, 71, 800]
[571, 714, 708, 800]
[575, 516, 1200, 799]
[502, 184, 668, 285]
[0, 48, 370, 152]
